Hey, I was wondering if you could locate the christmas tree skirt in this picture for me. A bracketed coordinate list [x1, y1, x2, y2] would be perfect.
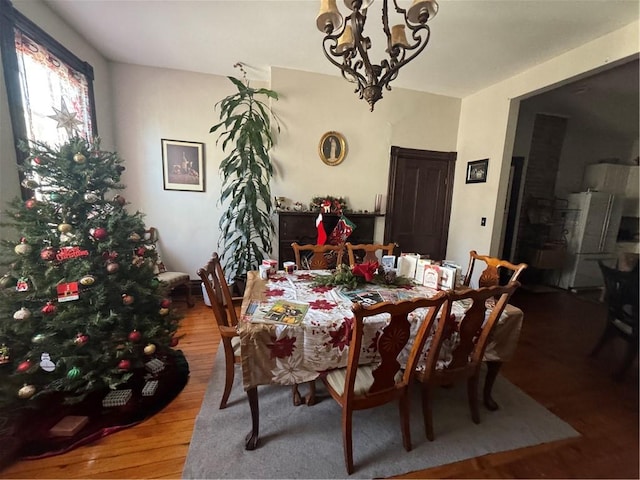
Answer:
[1, 350, 189, 467]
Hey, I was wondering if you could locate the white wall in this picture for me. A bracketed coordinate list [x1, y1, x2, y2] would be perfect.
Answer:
[109, 64, 245, 279]
[111, 65, 461, 277]
[447, 20, 640, 272]
[270, 67, 460, 246]
[0, 0, 113, 247]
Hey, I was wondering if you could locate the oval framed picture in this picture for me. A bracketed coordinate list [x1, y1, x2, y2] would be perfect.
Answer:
[318, 131, 347, 166]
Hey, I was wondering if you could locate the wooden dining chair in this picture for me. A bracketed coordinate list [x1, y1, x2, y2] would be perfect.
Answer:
[346, 242, 395, 267]
[415, 282, 520, 441]
[291, 242, 344, 270]
[197, 252, 242, 409]
[463, 250, 527, 288]
[322, 293, 448, 474]
[146, 227, 195, 307]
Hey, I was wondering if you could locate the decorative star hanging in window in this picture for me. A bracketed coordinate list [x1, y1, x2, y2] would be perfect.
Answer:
[48, 99, 82, 137]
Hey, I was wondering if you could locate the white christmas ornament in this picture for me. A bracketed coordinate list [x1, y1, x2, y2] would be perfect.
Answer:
[40, 352, 56, 372]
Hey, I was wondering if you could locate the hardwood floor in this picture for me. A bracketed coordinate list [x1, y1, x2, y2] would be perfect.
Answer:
[2, 288, 638, 479]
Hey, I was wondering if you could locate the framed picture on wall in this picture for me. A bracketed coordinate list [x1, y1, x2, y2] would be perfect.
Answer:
[318, 131, 347, 166]
[161, 139, 205, 192]
[466, 158, 488, 184]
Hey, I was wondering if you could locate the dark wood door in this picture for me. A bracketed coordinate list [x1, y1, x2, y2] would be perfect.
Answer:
[384, 147, 456, 260]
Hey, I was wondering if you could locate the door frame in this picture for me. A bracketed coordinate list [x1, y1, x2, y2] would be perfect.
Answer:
[384, 146, 456, 258]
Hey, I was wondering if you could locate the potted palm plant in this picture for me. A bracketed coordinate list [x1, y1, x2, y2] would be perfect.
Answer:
[210, 64, 280, 292]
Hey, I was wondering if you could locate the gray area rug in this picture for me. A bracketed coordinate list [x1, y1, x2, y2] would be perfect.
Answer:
[183, 344, 579, 479]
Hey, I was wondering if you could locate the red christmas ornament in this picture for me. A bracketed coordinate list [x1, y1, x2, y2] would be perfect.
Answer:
[75, 333, 89, 345]
[136, 247, 146, 256]
[122, 294, 135, 305]
[41, 302, 57, 315]
[128, 330, 142, 342]
[25, 198, 37, 209]
[160, 298, 171, 309]
[118, 359, 131, 371]
[91, 227, 108, 241]
[40, 247, 57, 261]
[170, 337, 179, 347]
[113, 195, 126, 206]
[16, 360, 31, 373]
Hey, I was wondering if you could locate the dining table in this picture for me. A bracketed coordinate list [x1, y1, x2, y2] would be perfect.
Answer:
[239, 269, 524, 450]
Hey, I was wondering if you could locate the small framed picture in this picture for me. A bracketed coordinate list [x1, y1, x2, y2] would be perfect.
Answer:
[161, 139, 205, 192]
[318, 131, 347, 166]
[466, 158, 488, 184]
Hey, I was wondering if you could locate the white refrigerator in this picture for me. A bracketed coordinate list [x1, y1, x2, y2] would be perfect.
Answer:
[557, 191, 623, 289]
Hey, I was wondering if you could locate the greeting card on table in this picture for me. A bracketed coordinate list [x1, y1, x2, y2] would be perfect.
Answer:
[249, 300, 309, 325]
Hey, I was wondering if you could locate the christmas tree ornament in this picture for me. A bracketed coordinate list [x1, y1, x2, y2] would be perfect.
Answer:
[0, 344, 10, 364]
[41, 302, 57, 315]
[113, 195, 126, 206]
[57, 223, 73, 233]
[16, 277, 29, 292]
[143, 343, 156, 355]
[33, 156, 45, 165]
[0, 274, 17, 289]
[128, 330, 142, 343]
[31, 333, 46, 344]
[131, 256, 144, 267]
[57, 282, 80, 302]
[118, 359, 131, 370]
[40, 353, 56, 372]
[67, 366, 81, 379]
[25, 198, 37, 209]
[170, 337, 179, 347]
[13, 307, 31, 320]
[136, 247, 147, 257]
[79, 275, 96, 286]
[14, 239, 32, 255]
[16, 360, 32, 373]
[21, 178, 39, 190]
[74, 333, 89, 345]
[159, 307, 169, 316]
[150, 277, 160, 288]
[18, 384, 36, 399]
[106, 261, 119, 274]
[40, 247, 57, 261]
[90, 227, 108, 241]
[160, 298, 171, 308]
[48, 192, 61, 202]
[73, 152, 86, 164]
[84, 192, 99, 203]
[122, 294, 135, 305]
[128, 232, 141, 242]
[59, 232, 76, 244]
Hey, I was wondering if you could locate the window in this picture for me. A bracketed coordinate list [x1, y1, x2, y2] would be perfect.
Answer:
[0, 0, 97, 198]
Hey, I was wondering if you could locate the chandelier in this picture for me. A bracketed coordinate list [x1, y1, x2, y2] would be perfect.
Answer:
[316, 0, 438, 111]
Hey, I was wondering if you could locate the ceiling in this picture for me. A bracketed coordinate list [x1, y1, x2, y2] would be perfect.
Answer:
[40, 0, 639, 138]
[42, 0, 639, 99]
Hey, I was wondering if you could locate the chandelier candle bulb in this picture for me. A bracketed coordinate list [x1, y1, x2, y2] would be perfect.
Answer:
[391, 25, 410, 48]
[317, 0, 342, 33]
[337, 25, 354, 53]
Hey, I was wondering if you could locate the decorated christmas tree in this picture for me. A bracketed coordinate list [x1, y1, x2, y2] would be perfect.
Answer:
[0, 137, 182, 411]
